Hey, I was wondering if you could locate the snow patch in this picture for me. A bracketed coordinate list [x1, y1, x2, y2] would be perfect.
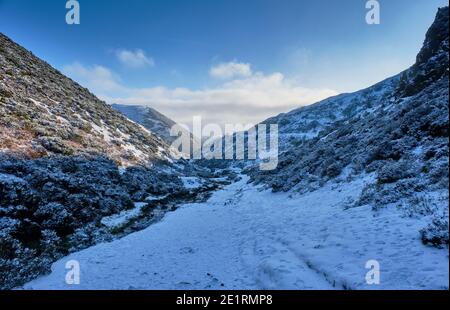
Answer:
[100, 202, 147, 229]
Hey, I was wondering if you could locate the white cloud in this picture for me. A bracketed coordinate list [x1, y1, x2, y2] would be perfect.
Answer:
[109, 73, 337, 127]
[209, 61, 252, 79]
[62, 62, 338, 128]
[115, 49, 155, 68]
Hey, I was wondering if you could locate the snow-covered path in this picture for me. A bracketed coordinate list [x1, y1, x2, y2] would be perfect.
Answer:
[23, 175, 448, 290]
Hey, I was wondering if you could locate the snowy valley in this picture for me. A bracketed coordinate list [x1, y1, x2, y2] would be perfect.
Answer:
[0, 6, 449, 291]
[22, 174, 449, 290]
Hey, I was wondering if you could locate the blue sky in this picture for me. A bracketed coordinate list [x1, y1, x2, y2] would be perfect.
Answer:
[0, 0, 448, 125]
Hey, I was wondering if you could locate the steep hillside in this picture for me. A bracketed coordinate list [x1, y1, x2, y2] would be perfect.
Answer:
[249, 7, 449, 247]
[250, 6, 448, 154]
[265, 6, 448, 153]
[0, 33, 172, 165]
[397, 6, 449, 97]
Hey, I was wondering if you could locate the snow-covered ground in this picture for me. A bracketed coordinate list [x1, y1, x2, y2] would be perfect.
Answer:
[100, 202, 147, 230]
[22, 175, 448, 290]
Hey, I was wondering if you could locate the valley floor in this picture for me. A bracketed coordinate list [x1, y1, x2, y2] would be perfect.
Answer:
[22, 174, 448, 290]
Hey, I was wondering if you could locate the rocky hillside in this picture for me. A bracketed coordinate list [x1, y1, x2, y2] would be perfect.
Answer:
[397, 6, 449, 98]
[249, 7, 449, 247]
[0, 33, 173, 165]
[245, 6, 448, 156]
